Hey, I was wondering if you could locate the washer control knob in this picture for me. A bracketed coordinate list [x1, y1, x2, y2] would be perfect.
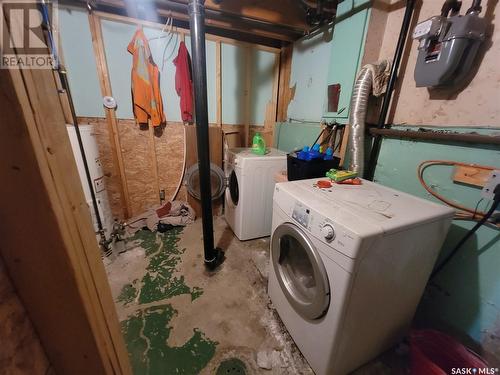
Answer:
[321, 224, 335, 241]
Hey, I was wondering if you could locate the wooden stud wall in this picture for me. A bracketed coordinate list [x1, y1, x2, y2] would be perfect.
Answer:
[88, 13, 131, 218]
[80, 10, 281, 218]
[0, 14, 131, 374]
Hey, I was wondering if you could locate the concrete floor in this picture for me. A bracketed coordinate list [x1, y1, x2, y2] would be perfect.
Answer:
[106, 217, 408, 374]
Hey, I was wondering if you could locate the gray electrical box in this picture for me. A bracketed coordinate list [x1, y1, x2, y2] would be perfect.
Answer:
[413, 9, 486, 88]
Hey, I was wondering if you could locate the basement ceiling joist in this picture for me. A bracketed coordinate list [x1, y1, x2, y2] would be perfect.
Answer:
[75, 0, 312, 42]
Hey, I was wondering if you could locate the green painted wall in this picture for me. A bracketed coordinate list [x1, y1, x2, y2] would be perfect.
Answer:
[59, 8, 104, 117]
[221, 43, 246, 125]
[287, 0, 370, 123]
[273, 121, 322, 152]
[59, 7, 275, 125]
[373, 126, 500, 357]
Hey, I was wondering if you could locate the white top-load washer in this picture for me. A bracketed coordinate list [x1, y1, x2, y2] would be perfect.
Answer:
[268, 178, 454, 375]
[224, 148, 287, 240]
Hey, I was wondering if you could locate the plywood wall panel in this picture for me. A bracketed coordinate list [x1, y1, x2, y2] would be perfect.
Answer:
[78, 117, 125, 220]
[0, 258, 52, 375]
[118, 119, 159, 216]
[154, 122, 185, 201]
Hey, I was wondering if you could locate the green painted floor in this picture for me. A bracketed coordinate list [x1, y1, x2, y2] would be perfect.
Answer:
[116, 229, 216, 375]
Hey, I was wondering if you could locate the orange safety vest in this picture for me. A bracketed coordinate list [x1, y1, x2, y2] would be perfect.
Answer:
[127, 28, 165, 127]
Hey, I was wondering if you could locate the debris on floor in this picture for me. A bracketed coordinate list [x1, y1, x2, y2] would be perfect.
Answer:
[106, 217, 313, 374]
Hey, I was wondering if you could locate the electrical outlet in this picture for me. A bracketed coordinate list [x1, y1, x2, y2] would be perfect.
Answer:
[481, 170, 500, 201]
[94, 176, 105, 193]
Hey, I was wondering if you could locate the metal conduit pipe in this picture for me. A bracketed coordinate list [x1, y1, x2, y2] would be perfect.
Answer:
[348, 60, 389, 176]
[188, 0, 225, 270]
[347, 68, 371, 175]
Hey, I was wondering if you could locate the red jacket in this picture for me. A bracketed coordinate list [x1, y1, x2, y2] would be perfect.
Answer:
[173, 41, 193, 123]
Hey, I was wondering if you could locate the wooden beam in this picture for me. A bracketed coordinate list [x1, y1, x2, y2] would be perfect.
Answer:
[94, 10, 281, 53]
[216, 40, 222, 127]
[189, 0, 308, 30]
[86, 0, 301, 41]
[88, 12, 131, 217]
[0, 15, 131, 375]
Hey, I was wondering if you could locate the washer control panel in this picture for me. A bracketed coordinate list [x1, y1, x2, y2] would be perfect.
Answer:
[292, 203, 310, 228]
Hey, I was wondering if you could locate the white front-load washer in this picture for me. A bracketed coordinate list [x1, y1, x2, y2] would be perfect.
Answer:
[224, 148, 286, 240]
[268, 178, 454, 375]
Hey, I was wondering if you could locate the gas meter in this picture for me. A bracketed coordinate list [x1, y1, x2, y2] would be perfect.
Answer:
[412, 0, 486, 88]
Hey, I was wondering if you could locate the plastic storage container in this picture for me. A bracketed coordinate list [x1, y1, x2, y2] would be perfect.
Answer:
[287, 152, 340, 181]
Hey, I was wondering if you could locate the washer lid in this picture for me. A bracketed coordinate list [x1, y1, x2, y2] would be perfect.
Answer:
[275, 178, 455, 236]
[185, 163, 225, 201]
[271, 222, 330, 320]
[228, 147, 286, 161]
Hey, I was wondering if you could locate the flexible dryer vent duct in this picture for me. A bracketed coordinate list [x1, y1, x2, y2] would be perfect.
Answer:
[348, 60, 391, 176]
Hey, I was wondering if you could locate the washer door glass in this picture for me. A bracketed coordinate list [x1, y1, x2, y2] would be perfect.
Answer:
[229, 170, 239, 206]
[271, 223, 330, 320]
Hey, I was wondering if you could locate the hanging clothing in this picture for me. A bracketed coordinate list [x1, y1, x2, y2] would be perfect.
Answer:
[173, 41, 194, 123]
[127, 28, 165, 127]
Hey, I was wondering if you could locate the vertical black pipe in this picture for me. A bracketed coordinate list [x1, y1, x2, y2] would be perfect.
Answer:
[188, 0, 224, 270]
[60, 67, 112, 254]
[365, 0, 416, 181]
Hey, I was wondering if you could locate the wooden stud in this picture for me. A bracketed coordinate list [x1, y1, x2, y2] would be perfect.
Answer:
[338, 126, 350, 168]
[148, 122, 161, 203]
[216, 41, 222, 127]
[244, 46, 252, 147]
[0, 15, 131, 375]
[277, 44, 293, 122]
[88, 13, 131, 218]
[265, 51, 281, 145]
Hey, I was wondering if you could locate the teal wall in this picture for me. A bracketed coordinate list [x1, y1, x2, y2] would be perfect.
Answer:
[59, 7, 277, 124]
[287, 27, 334, 122]
[274, 121, 322, 152]
[374, 126, 500, 356]
[221, 43, 246, 125]
[59, 8, 104, 117]
[287, 0, 370, 123]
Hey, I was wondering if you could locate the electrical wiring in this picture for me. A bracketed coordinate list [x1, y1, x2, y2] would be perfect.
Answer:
[417, 160, 500, 229]
[170, 124, 187, 202]
[431, 190, 500, 279]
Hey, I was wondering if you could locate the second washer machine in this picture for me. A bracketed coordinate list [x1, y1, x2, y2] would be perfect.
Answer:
[224, 147, 286, 240]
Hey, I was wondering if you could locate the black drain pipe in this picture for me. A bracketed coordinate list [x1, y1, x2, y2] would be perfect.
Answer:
[188, 0, 225, 270]
[365, 0, 416, 180]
